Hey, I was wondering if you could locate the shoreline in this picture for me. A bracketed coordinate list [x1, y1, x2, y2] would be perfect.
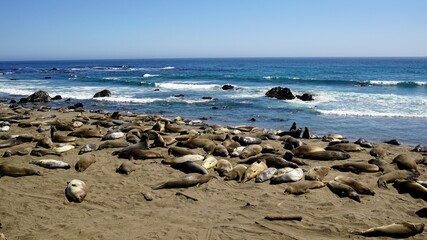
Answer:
[0, 102, 426, 239]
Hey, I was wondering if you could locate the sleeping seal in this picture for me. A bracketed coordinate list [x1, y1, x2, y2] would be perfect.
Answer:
[0, 165, 41, 177]
[331, 162, 379, 173]
[224, 164, 247, 182]
[284, 181, 325, 195]
[393, 179, 427, 201]
[334, 175, 375, 195]
[392, 154, 420, 175]
[351, 222, 424, 238]
[151, 173, 214, 189]
[270, 167, 304, 184]
[377, 170, 417, 189]
[327, 180, 360, 202]
[297, 150, 351, 161]
[30, 159, 71, 169]
[65, 179, 87, 203]
[305, 166, 329, 181]
[75, 155, 96, 172]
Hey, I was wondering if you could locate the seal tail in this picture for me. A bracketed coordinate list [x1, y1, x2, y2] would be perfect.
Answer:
[151, 182, 166, 190]
[350, 230, 363, 235]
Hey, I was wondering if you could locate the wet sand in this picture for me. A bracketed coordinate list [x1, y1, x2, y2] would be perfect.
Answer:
[0, 103, 426, 240]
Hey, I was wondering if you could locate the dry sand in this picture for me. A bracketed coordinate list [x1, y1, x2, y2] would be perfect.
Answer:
[0, 103, 426, 240]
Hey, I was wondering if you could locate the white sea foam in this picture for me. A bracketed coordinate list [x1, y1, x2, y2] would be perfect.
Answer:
[160, 66, 175, 70]
[368, 80, 427, 86]
[156, 82, 220, 91]
[94, 96, 162, 104]
[0, 88, 35, 96]
[317, 109, 427, 118]
[143, 74, 160, 78]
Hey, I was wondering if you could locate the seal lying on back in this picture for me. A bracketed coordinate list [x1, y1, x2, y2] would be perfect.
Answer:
[0, 164, 41, 177]
[297, 150, 351, 161]
[151, 173, 214, 190]
[65, 179, 87, 203]
[351, 222, 424, 238]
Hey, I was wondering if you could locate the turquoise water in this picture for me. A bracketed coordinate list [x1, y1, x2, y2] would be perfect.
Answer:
[0, 58, 426, 145]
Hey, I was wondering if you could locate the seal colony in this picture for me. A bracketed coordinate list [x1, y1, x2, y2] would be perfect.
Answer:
[0, 102, 426, 239]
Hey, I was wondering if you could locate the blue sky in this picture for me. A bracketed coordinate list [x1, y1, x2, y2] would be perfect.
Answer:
[0, 0, 426, 60]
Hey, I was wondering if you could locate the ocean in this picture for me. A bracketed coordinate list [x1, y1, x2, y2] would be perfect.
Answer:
[0, 58, 426, 145]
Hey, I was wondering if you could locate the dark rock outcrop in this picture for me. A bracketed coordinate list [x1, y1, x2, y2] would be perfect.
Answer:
[222, 84, 234, 90]
[19, 90, 51, 103]
[296, 93, 314, 101]
[265, 87, 295, 100]
[93, 89, 111, 98]
[52, 95, 62, 100]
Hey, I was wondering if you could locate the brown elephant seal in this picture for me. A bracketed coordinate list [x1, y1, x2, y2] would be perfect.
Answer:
[0, 164, 41, 177]
[164, 121, 186, 133]
[243, 160, 268, 182]
[167, 146, 196, 157]
[368, 158, 394, 173]
[51, 126, 76, 143]
[65, 179, 87, 203]
[370, 146, 387, 160]
[305, 166, 330, 181]
[68, 126, 103, 138]
[151, 132, 167, 148]
[162, 154, 204, 164]
[171, 161, 209, 174]
[198, 133, 226, 142]
[284, 181, 325, 195]
[291, 145, 324, 156]
[151, 173, 214, 190]
[325, 143, 363, 152]
[331, 162, 379, 173]
[225, 164, 247, 182]
[177, 137, 215, 149]
[98, 141, 129, 150]
[112, 133, 149, 156]
[214, 159, 233, 177]
[351, 222, 424, 238]
[297, 150, 351, 161]
[416, 207, 427, 218]
[116, 161, 136, 175]
[223, 135, 241, 153]
[392, 154, 420, 175]
[239, 144, 262, 159]
[2, 147, 31, 157]
[334, 175, 375, 195]
[393, 179, 427, 201]
[121, 149, 163, 160]
[261, 143, 275, 153]
[0, 138, 22, 148]
[36, 137, 53, 149]
[233, 136, 262, 146]
[377, 170, 417, 189]
[327, 180, 360, 202]
[212, 144, 229, 157]
[75, 155, 96, 172]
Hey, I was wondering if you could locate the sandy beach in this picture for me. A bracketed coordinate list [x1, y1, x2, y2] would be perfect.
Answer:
[0, 102, 426, 240]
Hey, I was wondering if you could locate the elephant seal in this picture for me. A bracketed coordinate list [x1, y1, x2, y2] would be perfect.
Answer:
[121, 149, 163, 160]
[368, 159, 394, 173]
[416, 207, 427, 218]
[243, 160, 268, 182]
[116, 161, 136, 175]
[212, 159, 231, 177]
[354, 138, 373, 148]
[284, 181, 325, 195]
[377, 170, 417, 188]
[113, 133, 149, 156]
[102, 131, 125, 141]
[351, 222, 424, 238]
[52, 144, 75, 153]
[51, 126, 76, 143]
[151, 132, 167, 148]
[98, 141, 129, 150]
[36, 137, 53, 149]
[369, 146, 387, 160]
[302, 127, 317, 139]
[0, 138, 22, 148]
[65, 179, 87, 203]
[327, 180, 360, 202]
[164, 121, 186, 133]
[412, 144, 427, 152]
[255, 167, 277, 183]
[325, 143, 363, 152]
[0, 164, 41, 177]
[167, 146, 196, 157]
[291, 145, 324, 156]
[223, 135, 241, 153]
[270, 168, 304, 184]
[261, 143, 275, 154]
[30, 159, 71, 169]
[233, 136, 262, 146]
[171, 161, 209, 174]
[68, 126, 103, 138]
[225, 164, 247, 182]
[75, 155, 96, 172]
[230, 146, 245, 158]
[198, 133, 226, 141]
[2, 147, 31, 157]
[239, 145, 262, 159]
[305, 166, 330, 181]
[297, 150, 350, 161]
[177, 137, 215, 149]
[151, 173, 214, 190]
[202, 155, 217, 169]
[392, 154, 420, 175]
[331, 162, 379, 173]
[265, 156, 299, 169]
[30, 148, 61, 157]
[162, 154, 205, 164]
[334, 175, 375, 195]
[79, 143, 98, 155]
[393, 179, 427, 201]
[212, 144, 229, 157]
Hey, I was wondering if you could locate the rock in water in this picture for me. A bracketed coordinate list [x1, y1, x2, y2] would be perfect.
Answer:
[265, 87, 295, 100]
[93, 89, 111, 98]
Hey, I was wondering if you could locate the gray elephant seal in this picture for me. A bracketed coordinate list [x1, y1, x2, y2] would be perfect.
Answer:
[305, 166, 329, 181]
[327, 180, 360, 202]
[325, 143, 363, 152]
[392, 154, 420, 175]
[377, 170, 417, 189]
[412, 144, 427, 152]
[65, 179, 87, 203]
[297, 150, 351, 161]
[331, 162, 379, 174]
[151, 173, 214, 189]
[212, 144, 229, 157]
[79, 143, 98, 155]
[270, 167, 304, 184]
[284, 181, 325, 195]
[255, 167, 277, 183]
[239, 145, 262, 159]
[30, 159, 71, 169]
[171, 161, 209, 175]
[393, 179, 427, 201]
[75, 155, 96, 172]
[30, 148, 61, 157]
[351, 222, 424, 238]
[0, 164, 41, 177]
[334, 175, 375, 195]
[116, 161, 136, 175]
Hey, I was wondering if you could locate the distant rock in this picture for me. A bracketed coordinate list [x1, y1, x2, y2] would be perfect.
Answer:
[174, 94, 185, 98]
[19, 90, 51, 103]
[202, 96, 212, 100]
[296, 93, 314, 101]
[265, 87, 295, 100]
[69, 103, 84, 109]
[222, 84, 234, 90]
[52, 95, 62, 100]
[93, 89, 111, 98]
[44, 76, 52, 79]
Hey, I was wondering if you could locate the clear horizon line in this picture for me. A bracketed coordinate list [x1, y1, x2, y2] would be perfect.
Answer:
[1, 56, 427, 62]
